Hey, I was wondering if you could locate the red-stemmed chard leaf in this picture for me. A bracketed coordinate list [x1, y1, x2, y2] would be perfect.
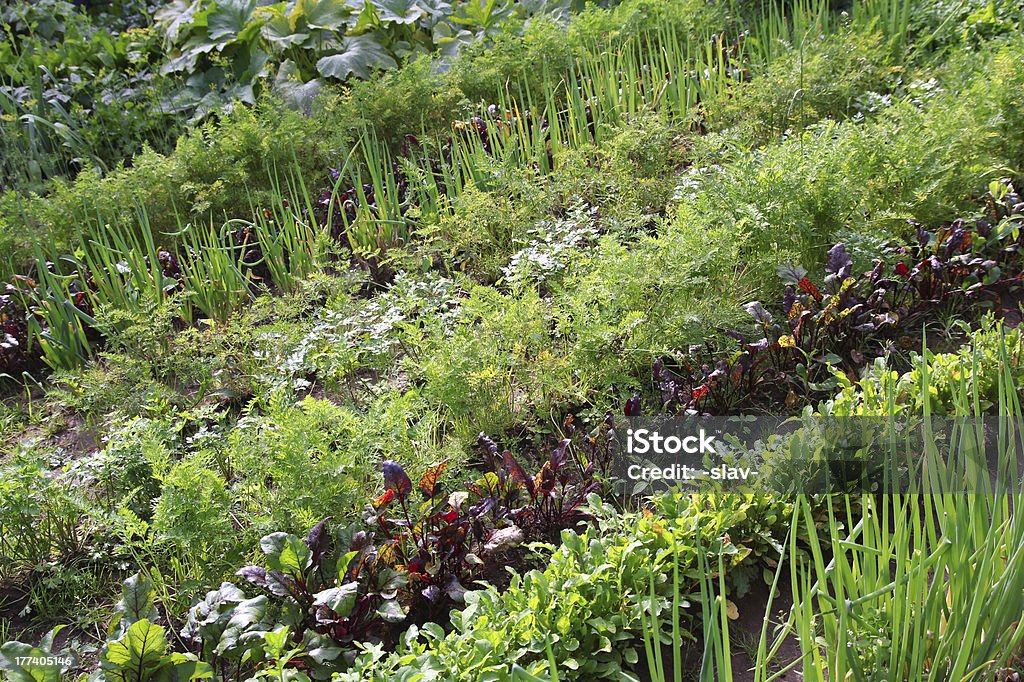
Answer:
[382, 460, 412, 501]
[418, 460, 449, 497]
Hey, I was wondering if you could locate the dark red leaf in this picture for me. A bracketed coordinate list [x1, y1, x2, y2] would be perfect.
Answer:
[502, 450, 536, 496]
[798, 277, 823, 302]
[382, 461, 413, 501]
[304, 516, 333, 566]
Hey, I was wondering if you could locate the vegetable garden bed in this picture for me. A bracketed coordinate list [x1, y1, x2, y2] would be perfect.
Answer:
[3, 0, 1024, 680]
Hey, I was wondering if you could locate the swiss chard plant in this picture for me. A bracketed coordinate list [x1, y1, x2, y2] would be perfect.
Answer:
[182, 516, 407, 677]
[59, 573, 216, 682]
[367, 457, 524, 622]
[476, 426, 604, 542]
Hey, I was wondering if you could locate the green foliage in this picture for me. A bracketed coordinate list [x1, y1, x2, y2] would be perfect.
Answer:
[333, 55, 467, 148]
[152, 0, 580, 121]
[151, 463, 234, 551]
[6, 2, 1024, 677]
[9, 256, 97, 371]
[0, 449, 91, 580]
[176, 221, 253, 324]
[0, 625, 76, 681]
[418, 285, 579, 439]
[227, 393, 381, 534]
[0, 2, 185, 194]
[96, 575, 214, 681]
[502, 202, 601, 290]
[557, 223, 753, 392]
[46, 357, 180, 421]
[450, 0, 729, 105]
[1, 94, 336, 273]
[789, 409, 1024, 679]
[182, 519, 407, 679]
[706, 28, 902, 144]
[821, 319, 1024, 416]
[74, 214, 181, 322]
[9, 0, 1016, 283]
[280, 270, 457, 386]
[909, 0, 1022, 53]
[73, 416, 174, 519]
[338, 495, 788, 680]
[423, 182, 538, 283]
[679, 58, 1021, 290]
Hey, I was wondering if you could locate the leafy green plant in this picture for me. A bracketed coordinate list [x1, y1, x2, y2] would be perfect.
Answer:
[475, 430, 604, 541]
[789, 481, 1024, 679]
[182, 517, 407, 678]
[0, 0, 183, 192]
[73, 210, 181, 325]
[152, 0, 580, 122]
[331, 493, 788, 680]
[647, 178, 1024, 415]
[95, 573, 214, 682]
[175, 218, 253, 323]
[0, 450, 92, 581]
[10, 255, 98, 370]
[242, 173, 322, 294]
[151, 461, 235, 553]
[0, 625, 78, 681]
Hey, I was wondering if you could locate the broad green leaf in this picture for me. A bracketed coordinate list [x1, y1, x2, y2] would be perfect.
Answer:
[215, 596, 269, 655]
[432, 23, 475, 57]
[154, 0, 205, 43]
[227, 42, 273, 84]
[181, 27, 226, 54]
[236, 16, 267, 45]
[159, 47, 205, 75]
[291, 0, 351, 31]
[37, 626, 66, 656]
[312, 582, 360, 616]
[375, 599, 407, 623]
[417, 0, 454, 22]
[259, 625, 292, 659]
[208, 0, 258, 41]
[0, 640, 67, 682]
[376, 567, 406, 596]
[303, 633, 343, 666]
[181, 582, 247, 645]
[450, 0, 514, 29]
[261, 11, 311, 50]
[518, 0, 573, 18]
[271, 60, 323, 113]
[260, 532, 311, 574]
[102, 620, 169, 678]
[373, 0, 426, 25]
[315, 34, 397, 80]
[351, 1, 381, 32]
[117, 573, 159, 629]
[335, 549, 360, 582]
[160, 654, 215, 681]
